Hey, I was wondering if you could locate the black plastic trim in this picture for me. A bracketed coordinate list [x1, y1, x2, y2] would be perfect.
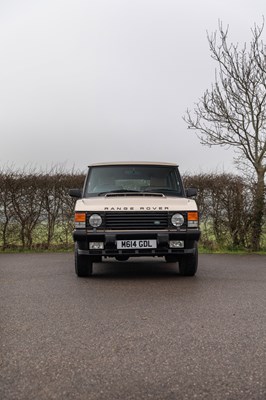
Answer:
[73, 229, 200, 242]
[73, 229, 200, 258]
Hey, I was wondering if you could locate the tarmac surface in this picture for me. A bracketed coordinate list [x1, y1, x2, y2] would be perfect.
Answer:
[0, 253, 266, 400]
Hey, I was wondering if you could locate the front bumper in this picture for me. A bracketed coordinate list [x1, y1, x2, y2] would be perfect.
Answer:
[73, 229, 201, 257]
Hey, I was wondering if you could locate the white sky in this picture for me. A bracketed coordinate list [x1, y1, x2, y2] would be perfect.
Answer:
[0, 0, 265, 174]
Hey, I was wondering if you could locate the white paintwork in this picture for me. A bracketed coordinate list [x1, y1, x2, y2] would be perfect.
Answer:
[75, 195, 197, 212]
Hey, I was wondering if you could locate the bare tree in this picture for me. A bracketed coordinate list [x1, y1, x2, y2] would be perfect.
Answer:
[0, 169, 16, 250]
[10, 170, 44, 249]
[39, 168, 68, 249]
[184, 20, 266, 251]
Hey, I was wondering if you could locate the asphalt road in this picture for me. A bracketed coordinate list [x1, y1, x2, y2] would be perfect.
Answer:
[0, 253, 266, 400]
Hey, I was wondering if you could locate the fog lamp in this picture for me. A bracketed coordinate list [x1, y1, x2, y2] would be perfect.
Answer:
[169, 240, 184, 248]
[89, 242, 104, 250]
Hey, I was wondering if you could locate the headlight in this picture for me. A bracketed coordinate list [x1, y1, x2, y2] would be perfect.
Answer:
[89, 214, 102, 228]
[171, 213, 184, 227]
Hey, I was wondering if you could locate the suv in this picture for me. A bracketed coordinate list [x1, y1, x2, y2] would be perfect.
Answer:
[69, 162, 200, 277]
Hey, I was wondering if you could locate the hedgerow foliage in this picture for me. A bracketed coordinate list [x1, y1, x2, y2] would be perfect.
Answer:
[0, 167, 84, 250]
[183, 174, 264, 250]
[0, 167, 265, 251]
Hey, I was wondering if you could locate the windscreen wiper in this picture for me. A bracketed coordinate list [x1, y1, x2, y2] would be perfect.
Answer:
[143, 188, 180, 196]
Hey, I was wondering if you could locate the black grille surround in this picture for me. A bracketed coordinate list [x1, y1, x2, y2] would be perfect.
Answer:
[86, 211, 187, 231]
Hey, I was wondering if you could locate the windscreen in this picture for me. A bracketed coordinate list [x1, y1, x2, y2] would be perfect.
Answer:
[84, 165, 183, 197]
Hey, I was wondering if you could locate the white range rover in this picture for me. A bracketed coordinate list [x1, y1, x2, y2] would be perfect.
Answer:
[69, 162, 201, 277]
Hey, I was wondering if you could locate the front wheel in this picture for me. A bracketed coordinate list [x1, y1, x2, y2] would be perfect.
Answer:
[179, 245, 198, 276]
[75, 246, 93, 277]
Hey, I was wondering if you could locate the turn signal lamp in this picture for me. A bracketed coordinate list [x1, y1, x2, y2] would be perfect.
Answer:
[75, 212, 86, 228]
[187, 212, 199, 228]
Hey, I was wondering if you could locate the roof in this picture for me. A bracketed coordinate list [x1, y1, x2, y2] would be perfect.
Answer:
[88, 162, 178, 167]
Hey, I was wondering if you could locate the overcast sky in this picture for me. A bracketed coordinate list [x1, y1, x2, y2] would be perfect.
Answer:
[0, 0, 265, 174]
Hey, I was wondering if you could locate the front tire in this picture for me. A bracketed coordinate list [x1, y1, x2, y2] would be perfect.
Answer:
[75, 246, 93, 277]
[179, 245, 198, 276]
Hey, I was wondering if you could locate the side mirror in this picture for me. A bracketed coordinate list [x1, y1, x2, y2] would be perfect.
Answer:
[69, 188, 82, 198]
[186, 187, 198, 197]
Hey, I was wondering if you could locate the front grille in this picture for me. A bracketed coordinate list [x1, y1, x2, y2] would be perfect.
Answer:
[105, 212, 169, 230]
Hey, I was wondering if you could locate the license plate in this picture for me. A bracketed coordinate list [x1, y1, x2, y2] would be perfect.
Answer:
[117, 239, 157, 249]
